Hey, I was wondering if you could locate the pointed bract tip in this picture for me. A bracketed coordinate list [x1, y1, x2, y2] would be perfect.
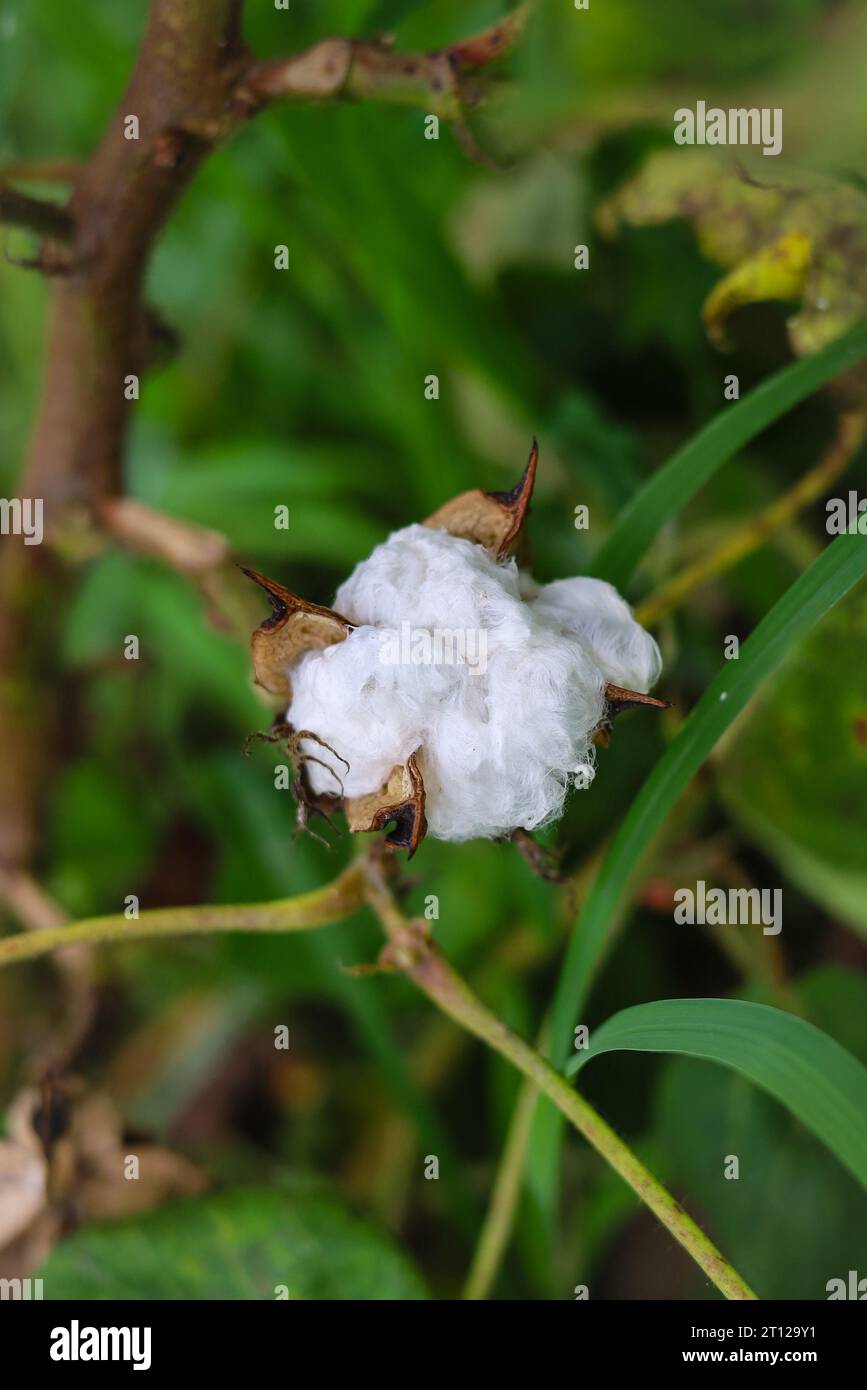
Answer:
[604, 683, 672, 714]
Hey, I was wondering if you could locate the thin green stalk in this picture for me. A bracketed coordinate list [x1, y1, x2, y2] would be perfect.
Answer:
[0, 861, 366, 968]
[1, 847, 757, 1299]
[413, 942, 755, 1299]
[362, 856, 757, 1301]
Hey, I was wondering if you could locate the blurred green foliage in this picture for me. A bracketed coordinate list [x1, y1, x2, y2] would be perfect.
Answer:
[1, 0, 866, 1300]
[39, 1188, 427, 1299]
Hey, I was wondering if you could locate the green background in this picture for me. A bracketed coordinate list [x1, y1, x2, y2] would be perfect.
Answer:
[2, 0, 866, 1299]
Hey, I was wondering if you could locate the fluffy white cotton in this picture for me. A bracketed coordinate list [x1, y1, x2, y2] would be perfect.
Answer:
[528, 577, 662, 693]
[286, 524, 661, 842]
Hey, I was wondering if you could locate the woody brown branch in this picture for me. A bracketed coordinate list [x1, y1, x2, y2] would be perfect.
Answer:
[0, 0, 250, 867]
[0, 183, 75, 243]
[24, 1, 251, 513]
[0, 0, 530, 873]
[17, 1, 527, 524]
[0, 161, 82, 184]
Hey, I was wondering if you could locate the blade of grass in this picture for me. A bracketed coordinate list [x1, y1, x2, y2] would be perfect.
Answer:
[590, 318, 867, 590]
[567, 998, 867, 1192]
[553, 531, 867, 1061]
[525, 533, 867, 1230]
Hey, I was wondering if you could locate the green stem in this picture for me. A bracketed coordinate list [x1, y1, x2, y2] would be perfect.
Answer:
[1, 849, 757, 1300]
[0, 862, 366, 967]
[362, 856, 757, 1301]
[429, 953, 756, 1299]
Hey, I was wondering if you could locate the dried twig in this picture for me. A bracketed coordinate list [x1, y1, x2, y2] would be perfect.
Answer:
[0, 183, 75, 243]
[239, 5, 529, 119]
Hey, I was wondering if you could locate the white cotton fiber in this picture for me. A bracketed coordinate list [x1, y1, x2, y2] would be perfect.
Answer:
[528, 577, 662, 693]
[286, 524, 662, 842]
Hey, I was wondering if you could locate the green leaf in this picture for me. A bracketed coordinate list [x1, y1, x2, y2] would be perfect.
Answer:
[589, 316, 867, 590]
[551, 532, 867, 1066]
[567, 997, 867, 1193]
[524, 533, 867, 1235]
[38, 1189, 426, 1300]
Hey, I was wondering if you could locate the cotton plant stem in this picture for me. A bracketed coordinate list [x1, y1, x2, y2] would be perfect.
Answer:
[0, 844, 758, 1298]
[0, 0, 250, 876]
[0, 160, 82, 183]
[97, 498, 257, 641]
[464, 834, 795, 1301]
[405, 956, 757, 1298]
[2, 843, 757, 1297]
[0, 862, 366, 968]
[0, 181, 75, 242]
[361, 855, 757, 1301]
[0, 867, 67, 933]
[635, 410, 867, 629]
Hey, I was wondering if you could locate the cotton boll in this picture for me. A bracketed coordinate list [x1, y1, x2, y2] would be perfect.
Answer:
[530, 577, 662, 693]
[285, 526, 660, 843]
